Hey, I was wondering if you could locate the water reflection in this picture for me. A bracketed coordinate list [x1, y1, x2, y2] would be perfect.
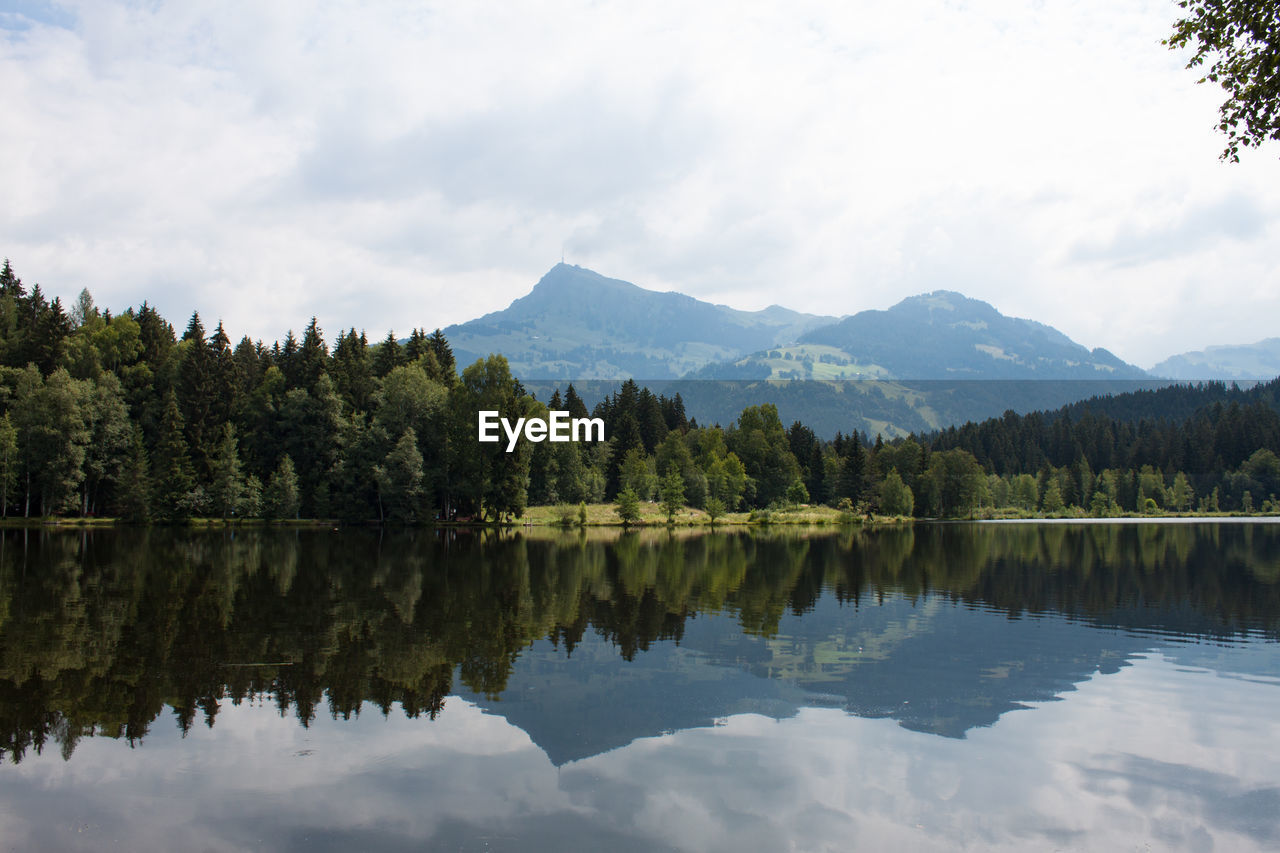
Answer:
[1, 522, 1277, 766]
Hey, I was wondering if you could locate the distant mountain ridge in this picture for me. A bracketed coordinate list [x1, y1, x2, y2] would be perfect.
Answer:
[443, 264, 838, 380]
[1149, 338, 1280, 380]
[692, 290, 1147, 381]
[445, 266, 1156, 383]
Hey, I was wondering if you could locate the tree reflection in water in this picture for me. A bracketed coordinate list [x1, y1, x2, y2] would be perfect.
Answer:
[1, 522, 1277, 763]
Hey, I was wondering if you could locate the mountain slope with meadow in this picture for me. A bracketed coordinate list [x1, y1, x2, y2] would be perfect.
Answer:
[443, 264, 838, 380]
[692, 290, 1148, 381]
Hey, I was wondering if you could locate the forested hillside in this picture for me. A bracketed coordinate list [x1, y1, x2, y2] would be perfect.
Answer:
[0, 257, 1276, 523]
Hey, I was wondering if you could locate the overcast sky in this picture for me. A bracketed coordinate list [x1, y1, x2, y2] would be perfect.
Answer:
[2, 0, 1277, 367]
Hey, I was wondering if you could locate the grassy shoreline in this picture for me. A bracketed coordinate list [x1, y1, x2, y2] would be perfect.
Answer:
[0, 504, 1275, 529]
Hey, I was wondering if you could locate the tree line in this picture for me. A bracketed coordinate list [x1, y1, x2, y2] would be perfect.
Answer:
[0, 257, 1277, 522]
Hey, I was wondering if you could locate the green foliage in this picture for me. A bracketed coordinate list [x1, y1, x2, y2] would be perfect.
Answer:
[0, 414, 16, 517]
[374, 430, 427, 523]
[0, 256, 1274, 525]
[878, 470, 914, 517]
[1041, 479, 1065, 514]
[919, 449, 985, 517]
[1167, 0, 1280, 161]
[619, 447, 657, 500]
[152, 390, 198, 521]
[1171, 472, 1195, 511]
[659, 469, 685, 523]
[265, 455, 301, 521]
[704, 495, 725, 524]
[614, 487, 641, 527]
[209, 423, 248, 519]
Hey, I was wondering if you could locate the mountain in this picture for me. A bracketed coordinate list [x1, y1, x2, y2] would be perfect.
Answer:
[1149, 338, 1280, 380]
[692, 290, 1148, 381]
[442, 264, 838, 379]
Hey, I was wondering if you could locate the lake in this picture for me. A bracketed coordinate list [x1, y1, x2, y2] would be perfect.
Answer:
[1, 522, 1278, 851]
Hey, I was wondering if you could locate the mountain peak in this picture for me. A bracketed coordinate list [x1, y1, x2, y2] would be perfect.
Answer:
[443, 265, 837, 379]
[792, 289, 1146, 380]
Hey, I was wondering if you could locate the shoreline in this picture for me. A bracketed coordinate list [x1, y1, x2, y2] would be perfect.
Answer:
[2, 506, 1277, 529]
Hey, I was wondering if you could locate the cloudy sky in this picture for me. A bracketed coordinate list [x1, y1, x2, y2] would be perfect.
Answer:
[2, 0, 1277, 367]
[3, 655, 1278, 850]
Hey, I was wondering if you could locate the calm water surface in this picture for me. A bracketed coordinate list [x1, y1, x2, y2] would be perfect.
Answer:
[1, 522, 1278, 851]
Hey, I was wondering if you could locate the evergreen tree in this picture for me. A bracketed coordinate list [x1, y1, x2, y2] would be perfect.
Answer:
[0, 413, 16, 517]
[298, 318, 328, 389]
[176, 313, 221, 478]
[81, 374, 132, 516]
[0, 259, 23, 297]
[404, 328, 429, 362]
[372, 331, 406, 378]
[264, 455, 301, 520]
[427, 328, 456, 380]
[209, 423, 247, 519]
[564, 383, 588, 419]
[115, 425, 152, 522]
[277, 330, 301, 388]
[835, 442, 864, 504]
[153, 390, 200, 521]
[375, 429, 427, 523]
[331, 329, 375, 413]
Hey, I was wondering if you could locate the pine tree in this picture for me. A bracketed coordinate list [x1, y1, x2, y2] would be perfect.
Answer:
[0, 259, 23, 298]
[264, 455, 301, 520]
[374, 429, 426, 523]
[115, 426, 152, 522]
[153, 390, 199, 520]
[209, 423, 247, 519]
[404, 328, 429, 362]
[373, 331, 406, 378]
[0, 413, 16, 517]
[298, 318, 328, 389]
[427, 329, 455, 380]
[277, 330, 301, 388]
[835, 442, 864, 504]
[564, 383, 588, 419]
[177, 314, 219, 479]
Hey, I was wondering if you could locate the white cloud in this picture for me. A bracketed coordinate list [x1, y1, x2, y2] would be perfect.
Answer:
[1, 0, 1277, 364]
[1, 655, 1277, 850]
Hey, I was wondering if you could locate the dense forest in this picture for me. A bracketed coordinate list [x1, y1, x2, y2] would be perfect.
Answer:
[0, 258, 1277, 522]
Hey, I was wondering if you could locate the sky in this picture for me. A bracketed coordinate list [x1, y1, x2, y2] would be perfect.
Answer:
[2, 0, 1277, 368]
[2, 655, 1278, 850]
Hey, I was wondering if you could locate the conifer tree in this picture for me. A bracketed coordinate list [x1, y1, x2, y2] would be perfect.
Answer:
[298, 318, 328, 389]
[177, 313, 219, 479]
[427, 328, 455, 379]
[113, 426, 152, 521]
[374, 429, 426, 523]
[153, 390, 199, 520]
[264, 455, 300, 520]
[373, 331, 406, 378]
[0, 413, 16, 517]
[210, 423, 247, 519]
